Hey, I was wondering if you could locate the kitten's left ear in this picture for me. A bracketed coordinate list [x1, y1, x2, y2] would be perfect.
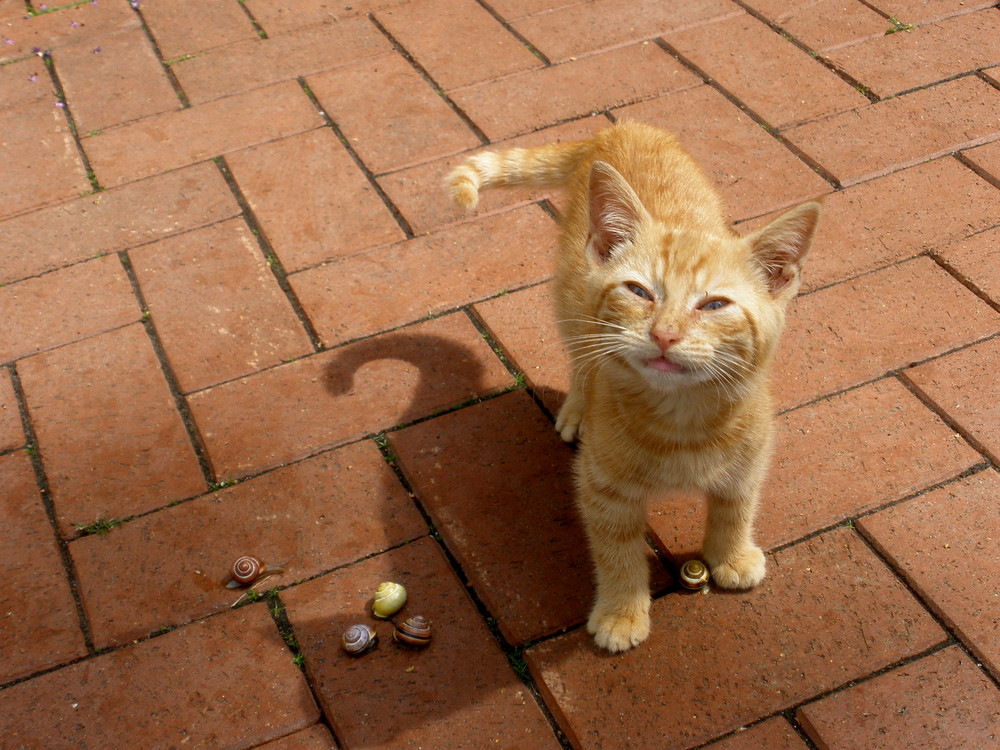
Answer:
[587, 161, 651, 262]
[747, 201, 821, 301]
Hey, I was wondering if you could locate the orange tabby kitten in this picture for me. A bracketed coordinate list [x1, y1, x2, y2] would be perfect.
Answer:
[448, 120, 820, 652]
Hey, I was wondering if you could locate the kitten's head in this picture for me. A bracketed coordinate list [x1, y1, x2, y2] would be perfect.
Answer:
[578, 161, 820, 397]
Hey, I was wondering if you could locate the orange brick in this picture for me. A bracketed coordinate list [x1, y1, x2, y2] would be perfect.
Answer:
[244, 0, 407, 33]
[141, 0, 258, 59]
[0, 56, 51, 109]
[867, 0, 997, 24]
[748, 0, 889, 53]
[935, 227, 1000, 306]
[963, 138, 1000, 183]
[0, 370, 21, 452]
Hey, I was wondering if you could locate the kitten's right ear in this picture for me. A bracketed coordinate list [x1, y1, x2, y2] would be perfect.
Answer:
[587, 161, 649, 262]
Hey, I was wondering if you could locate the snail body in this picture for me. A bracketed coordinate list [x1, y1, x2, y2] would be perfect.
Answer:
[342, 624, 378, 656]
[371, 581, 407, 619]
[225, 555, 286, 589]
[393, 615, 432, 649]
[679, 559, 710, 591]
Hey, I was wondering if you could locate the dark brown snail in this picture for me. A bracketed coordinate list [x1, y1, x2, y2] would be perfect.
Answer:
[342, 624, 378, 656]
[225, 555, 286, 589]
[393, 615, 432, 649]
[679, 559, 710, 590]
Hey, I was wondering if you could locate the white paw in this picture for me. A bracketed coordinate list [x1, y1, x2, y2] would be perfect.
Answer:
[587, 601, 650, 653]
[555, 396, 584, 443]
[707, 546, 766, 590]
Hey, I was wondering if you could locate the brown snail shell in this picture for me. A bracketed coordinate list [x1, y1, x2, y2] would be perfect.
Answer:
[679, 559, 710, 590]
[371, 581, 407, 619]
[225, 555, 286, 588]
[393, 615, 432, 649]
[342, 623, 378, 656]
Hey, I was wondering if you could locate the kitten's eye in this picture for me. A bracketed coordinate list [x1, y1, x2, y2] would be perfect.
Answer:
[698, 297, 730, 312]
[625, 282, 653, 301]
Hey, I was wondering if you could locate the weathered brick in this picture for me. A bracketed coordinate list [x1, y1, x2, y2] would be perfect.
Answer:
[664, 13, 868, 129]
[0, 369, 22, 452]
[141, 0, 259, 60]
[244, 0, 407, 34]
[17, 324, 205, 537]
[0, 55, 51, 109]
[187, 313, 511, 479]
[748, 0, 889, 53]
[130, 218, 314, 392]
[0, 451, 87, 684]
[282, 536, 565, 749]
[0, 255, 139, 364]
[306, 51, 481, 173]
[704, 718, 809, 750]
[0, 606, 319, 747]
[377, 0, 543, 90]
[289, 205, 555, 346]
[783, 76, 1000, 187]
[83, 80, 324, 187]
[527, 529, 944, 749]
[450, 42, 700, 140]
[963, 138, 1000, 183]
[0, 0, 137, 64]
[935, 226, 1000, 306]
[225, 128, 405, 272]
[71, 442, 426, 648]
[867, 0, 997, 24]
[0, 162, 240, 285]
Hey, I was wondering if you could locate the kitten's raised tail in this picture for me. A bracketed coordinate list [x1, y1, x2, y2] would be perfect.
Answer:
[447, 141, 591, 210]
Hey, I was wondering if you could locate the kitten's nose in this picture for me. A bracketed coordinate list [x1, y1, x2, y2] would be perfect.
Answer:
[651, 328, 680, 351]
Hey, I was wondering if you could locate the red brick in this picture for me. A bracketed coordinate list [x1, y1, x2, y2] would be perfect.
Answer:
[0, 451, 87, 684]
[0, 369, 21, 452]
[983, 66, 1000, 88]
[0, 0, 137, 63]
[377, 115, 610, 235]
[858, 470, 1000, 680]
[289, 205, 555, 346]
[0, 605, 319, 746]
[473, 282, 568, 417]
[256, 724, 338, 750]
[226, 128, 404, 272]
[798, 646, 1000, 749]
[704, 718, 809, 750]
[130, 218, 313, 393]
[784, 76, 1000, 187]
[391, 391, 671, 643]
[963, 138, 1000, 183]
[71, 442, 426, 648]
[488, 0, 584, 20]
[616, 85, 830, 222]
[187, 313, 511, 479]
[0, 97, 91, 220]
[377, 0, 543, 90]
[648, 379, 982, 557]
[0, 55, 51, 109]
[171, 17, 390, 104]
[54, 28, 180, 132]
[748, 0, 889, 53]
[527, 529, 944, 749]
[83, 80, 324, 187]
[902, 337, 1000, 464]
[450, 42, 700, 141]
[774, 256, 1000, 410]
[141, 0, 259, 60]
[282, 536, 564, 749]
[664, 14, 868, 129]
[824, 11, 1000, 98]
[17, 324, 205, 537]
[785, 157, 1000, 291]
[936, 227, 1000, 306]
[513, 0, 741, 63]
[0, 255, 138, 364]
[244, 0, 407, 33]
[306, 51, 480, 173]
[0, 162, 239, 285]
[867, 0, 997, 24]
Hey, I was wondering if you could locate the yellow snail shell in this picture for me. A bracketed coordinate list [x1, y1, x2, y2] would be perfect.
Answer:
[371, 581, 407, 619]
[225, 555, 286, 588]
[342, 624, 378, 656]
[679, 559, 710, 590]
[393, 615, 432, 649]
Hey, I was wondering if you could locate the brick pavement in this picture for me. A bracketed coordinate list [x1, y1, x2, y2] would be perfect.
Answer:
[1, 1, 998, 748]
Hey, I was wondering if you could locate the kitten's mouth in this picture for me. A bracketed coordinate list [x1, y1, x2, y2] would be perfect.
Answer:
[646, 356, 686, 374]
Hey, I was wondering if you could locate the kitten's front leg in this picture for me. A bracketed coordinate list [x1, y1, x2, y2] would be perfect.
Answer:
[555, 385, 585, 442]
[577, 468, 651, 652]
[702, 473, 767, 590]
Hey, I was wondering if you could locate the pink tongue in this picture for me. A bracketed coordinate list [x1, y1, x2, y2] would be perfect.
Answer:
[648, 356, 684, 373]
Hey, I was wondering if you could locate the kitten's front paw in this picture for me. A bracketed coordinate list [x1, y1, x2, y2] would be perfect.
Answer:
[587, 602, 650, 653]
[555, 394, 584, 443]
[707, 546, 766, 590]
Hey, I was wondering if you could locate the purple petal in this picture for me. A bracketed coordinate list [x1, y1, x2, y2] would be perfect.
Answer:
[92, 46, 101, 53]
[55, 101, 65, 108]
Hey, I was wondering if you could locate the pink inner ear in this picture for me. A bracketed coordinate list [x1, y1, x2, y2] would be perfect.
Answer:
[587, 161, 647, 262]
[751, 202, 821, 296]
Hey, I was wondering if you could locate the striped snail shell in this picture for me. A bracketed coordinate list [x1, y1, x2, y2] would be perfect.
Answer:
[342, 624, 378, 656]
[225, 555, 286, 588]
[371, 581, 407, 619]
[679, 559, 710, 590]
[393, 615, 432, 649]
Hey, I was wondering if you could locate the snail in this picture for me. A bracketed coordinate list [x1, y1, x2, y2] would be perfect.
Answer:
[225, 555, 286, 589]
[679, 559, 711, 591]
[371, 581, 407, 619]
[342, 624, 378, 656]
[393, 615, 432, 649]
